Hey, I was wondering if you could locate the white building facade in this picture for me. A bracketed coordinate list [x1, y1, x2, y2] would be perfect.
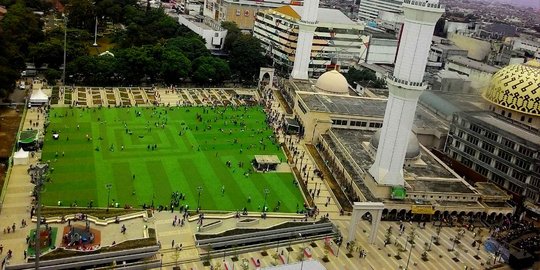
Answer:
[253, 5, 366, 77]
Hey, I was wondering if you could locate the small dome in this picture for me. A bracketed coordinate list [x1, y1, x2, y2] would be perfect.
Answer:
[315, 70, 349, 95]
[483, 60, 540, 116]
[370, 130, 421, 159]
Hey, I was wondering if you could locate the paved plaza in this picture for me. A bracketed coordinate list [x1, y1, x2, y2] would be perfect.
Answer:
[0, 86, 506, 270]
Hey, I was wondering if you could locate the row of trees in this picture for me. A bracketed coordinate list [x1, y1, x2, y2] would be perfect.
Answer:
[0, 0, 267, 98]
[0, 0, 45, 99]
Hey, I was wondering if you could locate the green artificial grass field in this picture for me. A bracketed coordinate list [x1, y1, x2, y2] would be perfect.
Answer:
[41, 106, 304, 213]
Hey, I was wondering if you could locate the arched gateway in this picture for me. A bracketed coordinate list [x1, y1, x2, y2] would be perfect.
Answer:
[348, 202, 385, 244]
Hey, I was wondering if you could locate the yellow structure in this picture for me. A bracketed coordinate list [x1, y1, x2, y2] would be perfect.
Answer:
[483, 60, 540, 124]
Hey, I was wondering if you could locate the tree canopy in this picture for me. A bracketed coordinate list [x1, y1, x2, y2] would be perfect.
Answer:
[345, 67, 386, 89]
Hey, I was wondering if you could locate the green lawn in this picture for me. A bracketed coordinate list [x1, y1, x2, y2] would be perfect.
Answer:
[41, 106, 304, 213]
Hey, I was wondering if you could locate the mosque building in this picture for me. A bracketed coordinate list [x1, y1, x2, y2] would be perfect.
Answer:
[445, 59, 540, 216]
[275, 0, 514, 221]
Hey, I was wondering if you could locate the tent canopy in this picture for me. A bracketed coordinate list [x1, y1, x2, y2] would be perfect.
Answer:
[30, 89, 49, 103]
[14, 148, 29, 159]
[18, 130, 39, 144]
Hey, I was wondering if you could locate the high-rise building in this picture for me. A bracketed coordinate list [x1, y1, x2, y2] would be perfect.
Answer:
[445, 60, 540, 205]
[369, 0, 444, 186]
[253, 5, 366, 77]
[358, 0, 403, 22]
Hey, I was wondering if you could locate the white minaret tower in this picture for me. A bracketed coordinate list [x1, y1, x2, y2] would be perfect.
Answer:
[290, 0, 320, 80]
[369, 0, 444, 186]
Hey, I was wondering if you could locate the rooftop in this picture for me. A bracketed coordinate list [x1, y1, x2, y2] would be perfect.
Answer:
[407, 179, 476, 194]
[419, 91, 485, 119]
[475, 182, 510, 197]
[447, 56, 500, 73]
[329, 129, 456, 179]
[289, 6, 356, 25]
[463, 111, 540, 146]
[298, 93, 387, 117]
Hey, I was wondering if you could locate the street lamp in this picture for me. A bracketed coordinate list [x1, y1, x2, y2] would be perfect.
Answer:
[105, 184, 112, 212]
[62, 13, 68, 91]
[92, 16, 98, 47]
[299, 233, 305, 270]
[160, 253, 163, 269]
[405, 236, 414, 270]
[263, 188, 270, 212]
[197, 186, 203, 212]
[32, 163, 49, 270]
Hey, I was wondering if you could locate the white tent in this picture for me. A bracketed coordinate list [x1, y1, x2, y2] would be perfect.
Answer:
[13, 148, 29, 165]
[29, 89, 49, 105]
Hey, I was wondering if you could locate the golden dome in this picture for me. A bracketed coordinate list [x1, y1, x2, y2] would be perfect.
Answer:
[315, 70, 349, 95]
[483, 60, 540, 116]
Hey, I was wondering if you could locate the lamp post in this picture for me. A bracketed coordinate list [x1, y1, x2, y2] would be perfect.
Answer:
[299, 233, 305, 270]
[33, 163, 49, 270]
[92, 16, 98, 46]
[405, 236, 414, 270]
[62, 13, 68, 92]
[263, 188, 270, 213]
[160, 253, 163, 269]
[196, 186, 203, 212]
[105, 183, 112, 212]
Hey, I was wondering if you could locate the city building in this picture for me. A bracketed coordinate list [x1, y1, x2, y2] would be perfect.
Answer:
[445, 55, 500, 91]
[202, 0, 297, 31]
[357, 0, 403, 22]
[177, 14, 227, 50]
[445, 60, 540, 207]
[428, 36, 468, 67]
[253, 5, 366, 77]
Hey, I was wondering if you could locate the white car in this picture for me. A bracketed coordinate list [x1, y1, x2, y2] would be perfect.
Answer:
[19, 82, 26, 90]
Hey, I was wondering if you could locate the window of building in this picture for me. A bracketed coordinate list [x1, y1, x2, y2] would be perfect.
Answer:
[528, 118, 532, 123]
[521, 116, 525, 121]
[498, 150, 512, 162]
[476, 165, 488, 176]
[236, 9, 241, 16]
[470, 124, 482, 134]
[508, 182, 523, 194]
[461, 157, 473, 167]
[501, 110, 505, 116]
[464, 145, 476, 156]
[495, 161, 509, 174]
[466, 135, 479, 145]
[512, 171, 527, 182]
[454, 140, 461, 148]
[479, 153, 492, 165]
[530, 177, 540, 188]
[501, 138, 515, 150]
[350, 121, 367, 127]
[508, 112, 512, 118]
[518, 146, 534, 158]
[458, 130, 464, 138]
[332, 119, 348, 126]
[484, 131, 498, 142]
[515, 158, 530, 170]
[491, 174, 505, 186]
[368, 122, 382, 128]
[481, 142, 495, 153]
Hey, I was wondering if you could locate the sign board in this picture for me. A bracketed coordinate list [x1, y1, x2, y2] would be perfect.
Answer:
[411, 205, 435, 215]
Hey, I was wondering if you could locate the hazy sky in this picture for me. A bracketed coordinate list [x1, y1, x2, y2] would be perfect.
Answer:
[484, 0, 540, 9]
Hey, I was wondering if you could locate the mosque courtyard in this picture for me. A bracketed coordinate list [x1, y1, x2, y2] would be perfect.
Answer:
[40, 106, 303, 212]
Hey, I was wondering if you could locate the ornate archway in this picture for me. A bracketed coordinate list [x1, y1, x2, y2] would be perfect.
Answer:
[348, 202, 384, 244]
[258, 67, 275, 89]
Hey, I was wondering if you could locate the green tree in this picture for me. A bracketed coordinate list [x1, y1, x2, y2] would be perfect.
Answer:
[221, 21, 241, 51]
[345, 67, 386, 88]
[192, 56, 230, 84]
[44, 69, 62, 85]
[160, 50, 191, 85]
[66, 0, 96, 31]
[228, 35, 264, 83]
[165, 36, 210, 61]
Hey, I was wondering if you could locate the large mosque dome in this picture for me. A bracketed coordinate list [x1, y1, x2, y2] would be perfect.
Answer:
[314, 70, 349, 95]
[483, 59, 540, 116]
[370, 130, 421, 160]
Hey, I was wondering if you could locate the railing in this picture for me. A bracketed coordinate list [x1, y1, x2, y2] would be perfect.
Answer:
[403, 0, 443, 9]
[388, 75, 427, 88]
